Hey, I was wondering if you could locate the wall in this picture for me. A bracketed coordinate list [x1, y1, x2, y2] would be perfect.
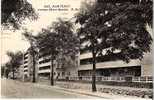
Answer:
[141, 53, 153, 76]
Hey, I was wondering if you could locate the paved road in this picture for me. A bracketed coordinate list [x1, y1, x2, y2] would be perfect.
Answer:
[1, 79, 102, 98]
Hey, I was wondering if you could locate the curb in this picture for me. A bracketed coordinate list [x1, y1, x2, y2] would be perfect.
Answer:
[28, 82, 152, 100]
[53, 87, 152, 100]
[34, 83, 111, 99]
[54, 87, 111, 99]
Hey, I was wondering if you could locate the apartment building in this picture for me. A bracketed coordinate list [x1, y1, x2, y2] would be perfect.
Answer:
[37, 50, 79, 81]
[22, 49, 38, 81]
[21, 45, 152, 82]
[23, 51, 30, 80]
[37, 52, 54, 80]
[20, 47, 79, 82]
[79, 52, 153, 77]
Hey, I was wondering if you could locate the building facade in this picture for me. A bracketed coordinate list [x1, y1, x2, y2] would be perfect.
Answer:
[79, 52, 153, 77]
[22, 49, 38, 82]
[21, 47, 152, 82]
[37, 51, 79, 81]
[23, 51, 31, 81]
[21, 48, 79, 82]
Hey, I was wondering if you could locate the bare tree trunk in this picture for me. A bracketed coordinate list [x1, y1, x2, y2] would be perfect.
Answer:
[92, 44, 97, 92]
[12, 67, 15, 80]
[5, 68, 9, 79]
[50, 55, 54, 86]
[32, 54, 36, 83]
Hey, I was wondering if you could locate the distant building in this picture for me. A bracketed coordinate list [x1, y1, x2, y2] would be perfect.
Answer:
[22, 49, 34, 81]
[18, 64, 24, 81]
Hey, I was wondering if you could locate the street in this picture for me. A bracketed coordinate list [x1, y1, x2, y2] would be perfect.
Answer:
[1, 79, 103, 98]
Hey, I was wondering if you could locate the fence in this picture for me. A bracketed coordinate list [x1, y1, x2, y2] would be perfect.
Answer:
[132, 76, 153, 83]
[58, 76, 153, 83]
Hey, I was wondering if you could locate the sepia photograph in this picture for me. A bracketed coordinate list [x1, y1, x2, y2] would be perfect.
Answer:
[0, 0, 153, 99]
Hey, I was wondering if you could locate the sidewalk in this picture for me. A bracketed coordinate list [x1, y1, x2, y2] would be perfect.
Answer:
[37, 80, 152, 98]
[33, 82, 152, 100]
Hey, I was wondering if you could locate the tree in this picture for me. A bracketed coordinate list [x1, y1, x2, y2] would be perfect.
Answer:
[36, 18, 79, 86]
[3, 62, 11, 78]
[37, 29, 59, 85]
[76, 0, 152, 92]
[51, 18, 79, 61]
[1, 0, 38, 29]
[6, 51, 23, 79]
[1, 66, 5, 78]
[23, 31, 38, 83]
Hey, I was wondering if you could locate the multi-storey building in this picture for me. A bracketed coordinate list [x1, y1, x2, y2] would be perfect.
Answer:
[56, 53, 79, 78]
[21, 45, 152, 82]
[23, 51, 29, 79]
[21, 47, 79, 81]
[37, 51, 54, 80]
[37, 50, 79, 81]
[22, 49, 36, 81]
[79, 52, 152, 77]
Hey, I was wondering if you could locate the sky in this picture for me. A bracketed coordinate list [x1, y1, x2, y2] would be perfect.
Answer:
[0, 0, 153, 66]
[1, 0, 84, 65]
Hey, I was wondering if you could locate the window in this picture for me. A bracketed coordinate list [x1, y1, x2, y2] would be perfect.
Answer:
[62, 72, 65, 76]
[39, 58, 50, 64]
[68, 72, 70, 75]
[24, 69, 28, 72]
[24, 65, 28, 68]
[24, 56, 28, 59]
[24, 60, 28, 64]
[39, 66, 50, 70]
[80, 53, 124, 65]
[38, 73, 50, 78]
[80, 58, 92, 65]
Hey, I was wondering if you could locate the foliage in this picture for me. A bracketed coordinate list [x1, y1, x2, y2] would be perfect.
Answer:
[23, 31, 38, 82]
[1, 66, 5, 77]
[76, 0, 153, 63]
[3, 62, 12, 78]
[36, 18, 79, 85]
[1, 0, 38, 29]
[76, 0, 152, 92]
[36, 29, 59, 59]
[36, 18, 79, 59]
[6, 51, 23, 68]
[6, 51, 23, 79]
[52, 18, 80, 57]
[23, 31, 38, 55]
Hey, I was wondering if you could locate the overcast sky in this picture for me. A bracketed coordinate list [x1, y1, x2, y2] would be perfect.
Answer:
[1, 0, 84, 65]
[1, 0, 152, 66]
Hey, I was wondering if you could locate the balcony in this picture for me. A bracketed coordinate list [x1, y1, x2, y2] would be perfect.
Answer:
[24, 52, 28, 56]
[80, 52, 92, 60]
[39, 65, 50, 70]
[79, 60, 140, 70]
[24, 69, 28, 72]
[38, 69, 50, 73]
[57, 76, 153, 83]
[132, 76, 153, 83]
[56, 67, 64, 70]
[38, 62, 50, 68]
[24, 67, 28, 70]
[24, 60, 28, 64]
